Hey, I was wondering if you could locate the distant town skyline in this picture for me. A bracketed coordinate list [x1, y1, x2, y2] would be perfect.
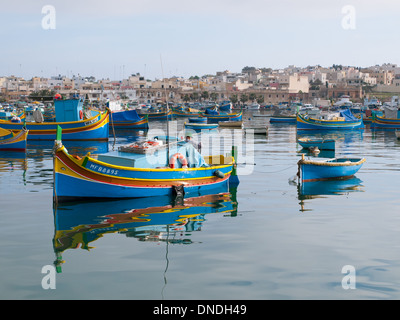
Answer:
[2, 0, 400, 80]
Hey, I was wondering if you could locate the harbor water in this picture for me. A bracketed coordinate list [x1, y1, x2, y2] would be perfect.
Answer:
[1, 110, 400, 300]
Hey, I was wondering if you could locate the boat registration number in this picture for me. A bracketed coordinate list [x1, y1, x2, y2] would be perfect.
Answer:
[84, 118, 97, 126]
[88, 163, 119, 175]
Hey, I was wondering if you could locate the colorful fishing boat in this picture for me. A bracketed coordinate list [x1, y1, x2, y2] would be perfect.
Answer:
[219, 101, 233, 112]
[53, 128, 237, 202]
[110, 109, 149, 129]
[297, 138, 335, 150]
[297, 154, 365, 182]
[0, 98, 109, 141]
[0, 127, 28, 151]
[371, 116, 400, 129]
[172, 107, 202, 118]
[139, 109, 172, 120]
[202, 110, 242, 123]
[297, 110, 364, 130]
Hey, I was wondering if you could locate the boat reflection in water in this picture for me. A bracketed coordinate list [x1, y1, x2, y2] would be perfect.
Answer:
[296, 177, 364, 212]
[52, 186, 238, 273]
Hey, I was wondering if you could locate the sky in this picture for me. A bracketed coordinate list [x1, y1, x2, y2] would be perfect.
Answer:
[1, 0, 400, 80]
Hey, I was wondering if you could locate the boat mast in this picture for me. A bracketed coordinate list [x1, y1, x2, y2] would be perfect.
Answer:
[160, 54, 170, 160]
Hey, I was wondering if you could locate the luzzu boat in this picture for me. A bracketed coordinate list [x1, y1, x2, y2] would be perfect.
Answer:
[172, 107, 202, 118]
[0, 127, 29, 151]
[202, 109, 242, 123]
[0, 97, 109, 141]
[297, 154, 365, 182]
[371, 116, 400, 129]
[53, 128, 237, 202]
[110, 109, 149, 129]
[297, 109, 364, 130]
[139, 109, 172, 121]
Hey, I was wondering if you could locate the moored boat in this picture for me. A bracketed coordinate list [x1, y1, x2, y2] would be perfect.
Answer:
[53, 129, 237, 202]
[172, 107, 202, 118]
[270, 115, 296, 123]
[184, 122, 218, 130]
[202, 110, 242, 123]
[371, 116, 400, 129]
[297, 109, 364, 130]
[297, 154, 365, 182]
[0, 127, 29, 151]
[110, 109, 149, 129]
[0, 97, 109, 141]
[244, 126, 268, 135]
[218, 121, 243, 128]
[139, 109, 172, 121]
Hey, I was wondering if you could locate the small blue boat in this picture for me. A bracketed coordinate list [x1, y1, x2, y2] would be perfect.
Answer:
[297, 154, 365, 182]
[270, 115, 296, 124]
[297, 138, 335, 150]
[188, 117, 207, 123]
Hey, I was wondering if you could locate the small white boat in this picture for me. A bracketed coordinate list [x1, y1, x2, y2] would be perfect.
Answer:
[244, 126, 268, 135]
[218, 121, 243, 128]
[247, 103, 260, 110]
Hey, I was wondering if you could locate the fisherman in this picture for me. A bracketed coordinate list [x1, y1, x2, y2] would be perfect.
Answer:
[185, 132, 201, 152]
[182, 132, 205, 168]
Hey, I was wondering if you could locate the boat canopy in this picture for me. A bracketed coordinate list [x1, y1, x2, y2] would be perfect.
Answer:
[205, 108, 219, 115]
[339, 109, 358, 121]
[112, 109, 142, 122]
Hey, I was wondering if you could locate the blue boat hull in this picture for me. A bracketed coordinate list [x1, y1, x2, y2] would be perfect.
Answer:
[298, 157, 365, 182]
[270, 117, 296, 124]
[185, 123, 218, 130]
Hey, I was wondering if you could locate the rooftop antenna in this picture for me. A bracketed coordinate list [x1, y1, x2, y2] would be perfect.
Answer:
[160, 54, 170, 161]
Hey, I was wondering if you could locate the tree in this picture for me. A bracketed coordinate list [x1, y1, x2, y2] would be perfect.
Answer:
[190, 92, 199, 101]
[210, 92, 218, 101]
[240, 94, 248, 104]
[256, 95, 264, 104]
[29, 89, 56, 102]
[183, 94, 190, 102]
[249, 93, 257, 101]
[230, 94, 238, 104]
[201, 91, 209, 100]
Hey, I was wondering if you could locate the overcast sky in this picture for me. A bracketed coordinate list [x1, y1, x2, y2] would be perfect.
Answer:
[1, 0, 400, 80]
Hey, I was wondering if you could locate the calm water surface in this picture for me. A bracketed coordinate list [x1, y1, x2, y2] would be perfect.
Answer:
[1, 110, 400, 300]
